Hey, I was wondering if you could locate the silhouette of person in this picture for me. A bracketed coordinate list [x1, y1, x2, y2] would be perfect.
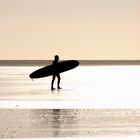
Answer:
[51, 55, 62, 91]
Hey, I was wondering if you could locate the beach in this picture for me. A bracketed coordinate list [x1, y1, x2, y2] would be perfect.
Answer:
[1, 65, 140, 138]
[1, 109, 140, 138]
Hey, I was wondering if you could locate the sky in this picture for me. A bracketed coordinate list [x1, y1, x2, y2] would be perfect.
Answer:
[0, 0, 140, 60]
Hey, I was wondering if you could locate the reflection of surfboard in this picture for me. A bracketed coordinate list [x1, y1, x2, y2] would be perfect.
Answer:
[29, 60, 79, 79]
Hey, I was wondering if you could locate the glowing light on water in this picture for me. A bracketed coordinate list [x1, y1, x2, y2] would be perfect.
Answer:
[0, 66, 140, 108]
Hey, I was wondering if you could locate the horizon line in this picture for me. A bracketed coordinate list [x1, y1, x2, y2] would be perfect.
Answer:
[1, 60, 140, 66]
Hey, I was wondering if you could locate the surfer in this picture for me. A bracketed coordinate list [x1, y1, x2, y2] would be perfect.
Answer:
[51, 55, 62, 91]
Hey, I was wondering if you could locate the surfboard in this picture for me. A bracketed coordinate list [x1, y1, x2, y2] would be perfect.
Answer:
[29, 60, 79, 79]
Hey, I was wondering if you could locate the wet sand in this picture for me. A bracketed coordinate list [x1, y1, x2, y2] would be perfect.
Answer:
[1, 109, 140, 138]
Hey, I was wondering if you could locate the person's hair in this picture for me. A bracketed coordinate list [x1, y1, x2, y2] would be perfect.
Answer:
[54, 55, 59, 60]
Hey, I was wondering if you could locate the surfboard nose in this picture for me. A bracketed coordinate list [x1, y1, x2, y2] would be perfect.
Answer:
[29, 74, 32, 79]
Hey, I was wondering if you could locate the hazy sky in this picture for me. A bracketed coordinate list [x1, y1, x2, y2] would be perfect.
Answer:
[0, 0, 140, 60]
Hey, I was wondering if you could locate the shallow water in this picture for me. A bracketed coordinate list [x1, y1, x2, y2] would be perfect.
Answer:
[0, 66, 140, 108]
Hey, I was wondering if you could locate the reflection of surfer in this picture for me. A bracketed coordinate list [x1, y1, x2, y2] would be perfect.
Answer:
[51, 55, 62, 91]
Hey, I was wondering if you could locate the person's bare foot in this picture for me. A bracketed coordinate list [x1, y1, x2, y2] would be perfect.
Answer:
[51, 87, 56, 91]
[58, 87, 62, 90]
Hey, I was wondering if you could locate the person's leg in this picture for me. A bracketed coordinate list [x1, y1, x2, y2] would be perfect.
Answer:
[51, 75, 56, 90]
[57, 74, 61, 90]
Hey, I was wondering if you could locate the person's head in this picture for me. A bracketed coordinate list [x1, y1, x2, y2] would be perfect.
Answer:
[54, 55, 59, 61]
